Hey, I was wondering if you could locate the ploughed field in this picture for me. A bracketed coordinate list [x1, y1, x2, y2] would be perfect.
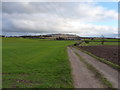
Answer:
[77, 45, 119, 65]
[2, 38, 74, 88]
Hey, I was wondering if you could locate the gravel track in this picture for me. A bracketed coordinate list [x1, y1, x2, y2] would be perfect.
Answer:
[67, 47, 105, 88]
[71, 47, 119, 88]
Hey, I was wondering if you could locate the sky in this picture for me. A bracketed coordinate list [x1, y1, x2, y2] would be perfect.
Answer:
[1, 2, 119, 37]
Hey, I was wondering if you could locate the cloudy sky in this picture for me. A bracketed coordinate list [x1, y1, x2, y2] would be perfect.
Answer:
[2, 2, 118, 37]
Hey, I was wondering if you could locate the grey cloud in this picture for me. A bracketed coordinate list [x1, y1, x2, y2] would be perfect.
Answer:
[2, 2, 118, 37]
[2, 2, 117, 20]
[2, 2, 79, 19]
[2, 2, 49, 14]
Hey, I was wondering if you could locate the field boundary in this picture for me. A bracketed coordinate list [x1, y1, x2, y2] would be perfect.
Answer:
[73, 46, 120, 71]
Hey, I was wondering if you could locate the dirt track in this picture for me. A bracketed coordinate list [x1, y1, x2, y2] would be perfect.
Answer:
[68, 47, 119, 88]
[67, 47, 105, 88]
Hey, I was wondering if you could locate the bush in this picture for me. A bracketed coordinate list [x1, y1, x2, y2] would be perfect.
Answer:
[74, 43, 77, 46]
[85, 40, 90, 44]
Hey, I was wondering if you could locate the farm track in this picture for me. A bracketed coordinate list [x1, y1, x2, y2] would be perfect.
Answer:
[67, 47, 105, 88]
[68, 46, 119, 88]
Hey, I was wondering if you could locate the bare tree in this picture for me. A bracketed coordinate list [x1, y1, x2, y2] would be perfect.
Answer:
[101, 35, 105, 45]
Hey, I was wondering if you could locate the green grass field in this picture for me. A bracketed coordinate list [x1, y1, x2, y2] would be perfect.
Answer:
[2, 38, 75, 88]
[80, 39, 119, 46]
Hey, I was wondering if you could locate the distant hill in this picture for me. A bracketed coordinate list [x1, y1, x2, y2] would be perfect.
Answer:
[7, 34, 81, 40]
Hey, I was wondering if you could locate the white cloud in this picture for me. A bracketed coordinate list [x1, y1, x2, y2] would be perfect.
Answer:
[76, 3, 118, 22]
[2, 2, 118, 37]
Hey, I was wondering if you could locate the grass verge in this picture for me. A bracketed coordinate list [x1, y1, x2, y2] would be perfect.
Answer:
[74, 46, 120, 71]
[70, 47, 116, 90]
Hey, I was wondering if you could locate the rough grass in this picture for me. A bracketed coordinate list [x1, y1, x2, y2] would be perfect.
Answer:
[2, 37, 75, 88]
[80, 42, 119, 46]
[80, 39, 120, 46]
